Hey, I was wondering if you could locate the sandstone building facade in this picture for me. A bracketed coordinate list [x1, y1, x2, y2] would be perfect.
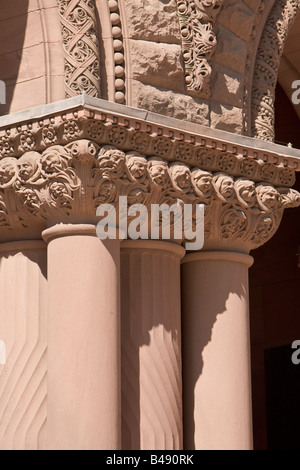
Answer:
[0, 0, 299, 450]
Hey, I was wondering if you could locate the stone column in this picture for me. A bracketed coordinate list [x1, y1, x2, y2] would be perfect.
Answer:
[42, 224, 121, 450]
[0, 240, 47, 450]
[181, 251, 254, 450]
[121, 240, 185, 450]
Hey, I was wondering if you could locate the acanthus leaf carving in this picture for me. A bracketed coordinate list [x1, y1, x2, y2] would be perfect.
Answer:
[176, 0, 223, 97]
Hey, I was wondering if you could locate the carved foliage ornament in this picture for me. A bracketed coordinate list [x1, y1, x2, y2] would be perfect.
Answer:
[176, 0, 223, 98]
[0, 140, 299, 251]
[57, 0, 101, 97]
[251, 0, 300, 141]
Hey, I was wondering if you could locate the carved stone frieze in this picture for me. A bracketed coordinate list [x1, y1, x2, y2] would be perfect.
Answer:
[0, 140, 299, 252]
[176, 0, 223, 98]
[0, 107, 298, 189]
[57, 0, 101, 98]
[251, 0, 300, 141]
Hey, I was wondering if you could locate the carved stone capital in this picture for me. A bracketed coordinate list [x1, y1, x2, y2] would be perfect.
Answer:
[0, 138, 299, 252]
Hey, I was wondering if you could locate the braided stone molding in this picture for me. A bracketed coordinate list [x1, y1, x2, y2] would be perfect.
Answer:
[107, 0, 126, 104]
[251, 0, 300, 141]
[0, 139, 299, 252]
[176, 0, 223, 98]
[57, 0, 101, 97]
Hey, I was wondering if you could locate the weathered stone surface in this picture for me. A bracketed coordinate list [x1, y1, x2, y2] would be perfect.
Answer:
[242, 0, 266, 13]
[129, 40, 184, 93]
[214, 24, 248, 75]
[130, 81, 210, 126]
[218, 0, 254, 42]
[211, 65, 243, 108]
[123, 0, 181, 44]
[210, 102, 243, 134]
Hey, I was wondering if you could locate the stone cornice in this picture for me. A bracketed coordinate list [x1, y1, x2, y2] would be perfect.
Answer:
[0, 96, 300, 180]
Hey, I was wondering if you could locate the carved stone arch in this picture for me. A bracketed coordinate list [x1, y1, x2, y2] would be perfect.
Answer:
[251, 0, 300, 142]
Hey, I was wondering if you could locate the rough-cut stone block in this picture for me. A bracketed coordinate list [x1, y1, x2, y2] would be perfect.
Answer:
[211, 64, 243, 108]
[214, 24, 248, 75]
[130, 80, 210, 126]
[123, 0, 181, 44]
[210, 101, 243, 134]
[129, 40, 184, 93]
[218, 0, 254, 42]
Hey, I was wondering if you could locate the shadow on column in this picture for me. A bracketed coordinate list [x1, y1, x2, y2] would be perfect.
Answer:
[121, 249, 182, 450]
[0, 2, 29, 115]
[181, 264, 247, 450]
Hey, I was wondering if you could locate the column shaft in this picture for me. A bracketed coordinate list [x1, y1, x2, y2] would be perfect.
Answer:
[182, 251, 254, 450]
[121, 240, 185, 450]
[43, 224, 121, 450]
[0, 241, 47, 450]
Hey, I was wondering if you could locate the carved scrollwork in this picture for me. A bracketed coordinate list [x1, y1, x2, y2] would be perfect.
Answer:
[251, 0, 300, 141]
[176, 0, 223, 97]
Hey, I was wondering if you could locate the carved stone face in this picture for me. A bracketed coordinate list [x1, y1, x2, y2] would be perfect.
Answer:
[99, 150, 126, 175]
[42, 153, 62, 173]
[220, 176, 234, 198]
[127, 155, 147, 179]
[240, 182, 256, 203]
[0, 158, 16, 185]
[172, 165, 191, 191]
[192, 170, 213, 195]
[51, 182, 68, 199]
[148, 161, 169, 186]
[261, 188, 278, 209]
[17, 155, 37, 181]
[258, 186, 279, 210]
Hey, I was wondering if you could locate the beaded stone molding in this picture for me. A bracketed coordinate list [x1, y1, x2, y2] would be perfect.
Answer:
[107, 0, 126, 104]
[0, 139, 299, 252]
[176, 0, 223, 98]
